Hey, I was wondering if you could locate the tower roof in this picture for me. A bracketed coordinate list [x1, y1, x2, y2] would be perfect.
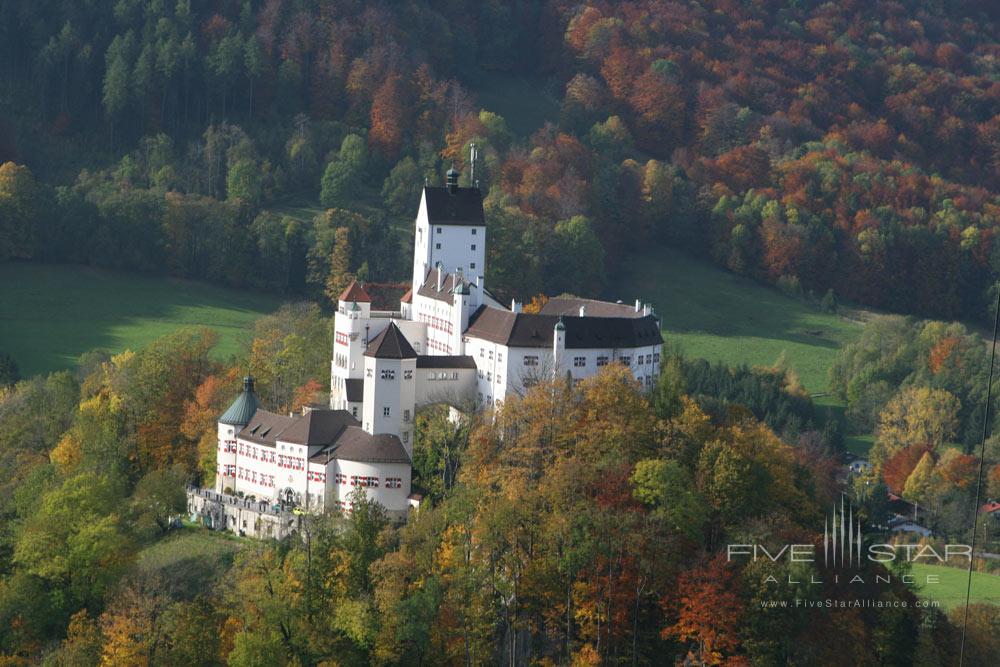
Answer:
[339, 280, 372, 303]
[365, 322, 417, 359]
[219, 376, 260, 426]
[422, 186, 485, 226]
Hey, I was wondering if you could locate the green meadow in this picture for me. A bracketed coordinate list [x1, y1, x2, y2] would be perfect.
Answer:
[0, 262, 282, 376]
[614, 246, 862, 395]
[910, 563, 1000, 610]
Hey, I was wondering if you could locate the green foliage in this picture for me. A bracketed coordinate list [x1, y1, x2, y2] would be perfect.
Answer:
[14, 472, 134, 607]
[320, 134, 368, 209]
[832, 316, 990, 447]
[131, 464, 188, 537]
[412, 405, 469, 502]
[381, 156, 423, 219]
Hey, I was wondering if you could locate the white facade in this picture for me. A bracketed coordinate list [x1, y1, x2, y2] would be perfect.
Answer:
[412, 185, 486, 291]
[209, 174, 663, 528]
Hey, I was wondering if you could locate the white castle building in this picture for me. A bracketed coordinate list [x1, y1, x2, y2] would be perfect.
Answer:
[206, 169, 662, 526]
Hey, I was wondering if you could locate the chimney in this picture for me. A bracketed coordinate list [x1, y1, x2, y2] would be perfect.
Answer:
[437, 269, 444, 292]
[579, 304, 587, 317]
[643, 303, 652, 316]
[635, 299, 641, 312]
[446, 167, 459, 193]
[511, 300, 522, 314]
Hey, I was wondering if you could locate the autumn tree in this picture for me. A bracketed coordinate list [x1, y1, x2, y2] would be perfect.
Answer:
[324, 226, 354, 307]
[665, 556, 745, 665]
[873, 387, 960, 465]
[369, 74, 411, 160]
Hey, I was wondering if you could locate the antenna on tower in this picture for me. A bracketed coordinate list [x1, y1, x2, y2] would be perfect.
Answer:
[469, 142, 478, 187]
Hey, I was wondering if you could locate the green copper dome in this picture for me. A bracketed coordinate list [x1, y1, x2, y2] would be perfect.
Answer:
[219, 376, 260, 426]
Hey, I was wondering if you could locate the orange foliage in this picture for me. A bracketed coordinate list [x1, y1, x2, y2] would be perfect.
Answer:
[291, 379, 325, 413]
[522, 294, 549, 314]
[369, 74, 412, 160]
[928, 336, 960, 375]
[882, 444, 934, 495]
[665, 556, 745, 665]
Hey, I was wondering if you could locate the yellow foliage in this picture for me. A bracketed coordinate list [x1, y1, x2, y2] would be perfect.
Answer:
[50, 432, 81, 472]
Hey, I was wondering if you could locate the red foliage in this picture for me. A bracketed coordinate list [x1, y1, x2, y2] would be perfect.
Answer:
[882, 445, 935, 495]
[664, 555, 745, 665]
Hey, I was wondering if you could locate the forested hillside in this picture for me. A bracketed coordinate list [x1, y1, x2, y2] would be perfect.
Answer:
[1, 0, 998, 318]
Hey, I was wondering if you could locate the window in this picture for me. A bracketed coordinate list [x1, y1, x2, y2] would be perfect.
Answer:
[574, 356, 586, 367]
[470, 262, 476, 269]
[524, 355, 539, 366]
[471, 244, 476, 250]
[471, 228, 477, 235]
[638, 354, 644, 364]
[366, 368, 372, 377]
[403, 369, 412, 380]
[380, 369, 395, 380]
[402, 431, 409, 443]
[619, 356, 631, 366]
[435, 243, 441, 249]
[653, 353, 660, 363]
[496, 375, 502, 384]
[436, 227, 442, 233]
[385, 477, 403, 489]
[403, 409, 411, 422]
[383, 406, 391, 417]
[478, 369, 484, 379]
[486, 372, 492, 382]
[479, 348, 484, 357]
[596, 356, 608, 366]
[488, 350, 493, 360]
[335, 473, 348, 485]
[351, 407, 358, 417]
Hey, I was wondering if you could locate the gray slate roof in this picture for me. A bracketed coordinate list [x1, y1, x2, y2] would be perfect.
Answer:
[465, 306, 663, 349]
[239, 409, 298, 446]
[416, 355, 477, 369]
[365, 322, 417, 359]
[345, 378, 363, 402]
[236, 406, 410, 464]
[416, 268, 473, 304]
[423, 185, 485, 226]
[323, 426, 411, 464]
[540, 297, 646, 319]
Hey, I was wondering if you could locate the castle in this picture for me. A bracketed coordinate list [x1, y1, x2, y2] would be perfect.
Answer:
[202, 169, 662, 529]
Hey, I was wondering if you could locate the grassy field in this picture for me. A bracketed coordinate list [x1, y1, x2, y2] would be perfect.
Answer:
[614, 246, 861, 394]
[135, 525, 244, 599]
[910, 563, 1000, 610]
[0, 262, 282, 376]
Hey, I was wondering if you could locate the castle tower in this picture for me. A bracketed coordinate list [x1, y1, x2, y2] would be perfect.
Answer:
[330, 280, 372, 411]
[451, 278, 472, 354]
[362, 322, 418, 456]
[411, 169, 486, 296]
[552, 317, 566, 377]
[216, 376, 259, 492]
